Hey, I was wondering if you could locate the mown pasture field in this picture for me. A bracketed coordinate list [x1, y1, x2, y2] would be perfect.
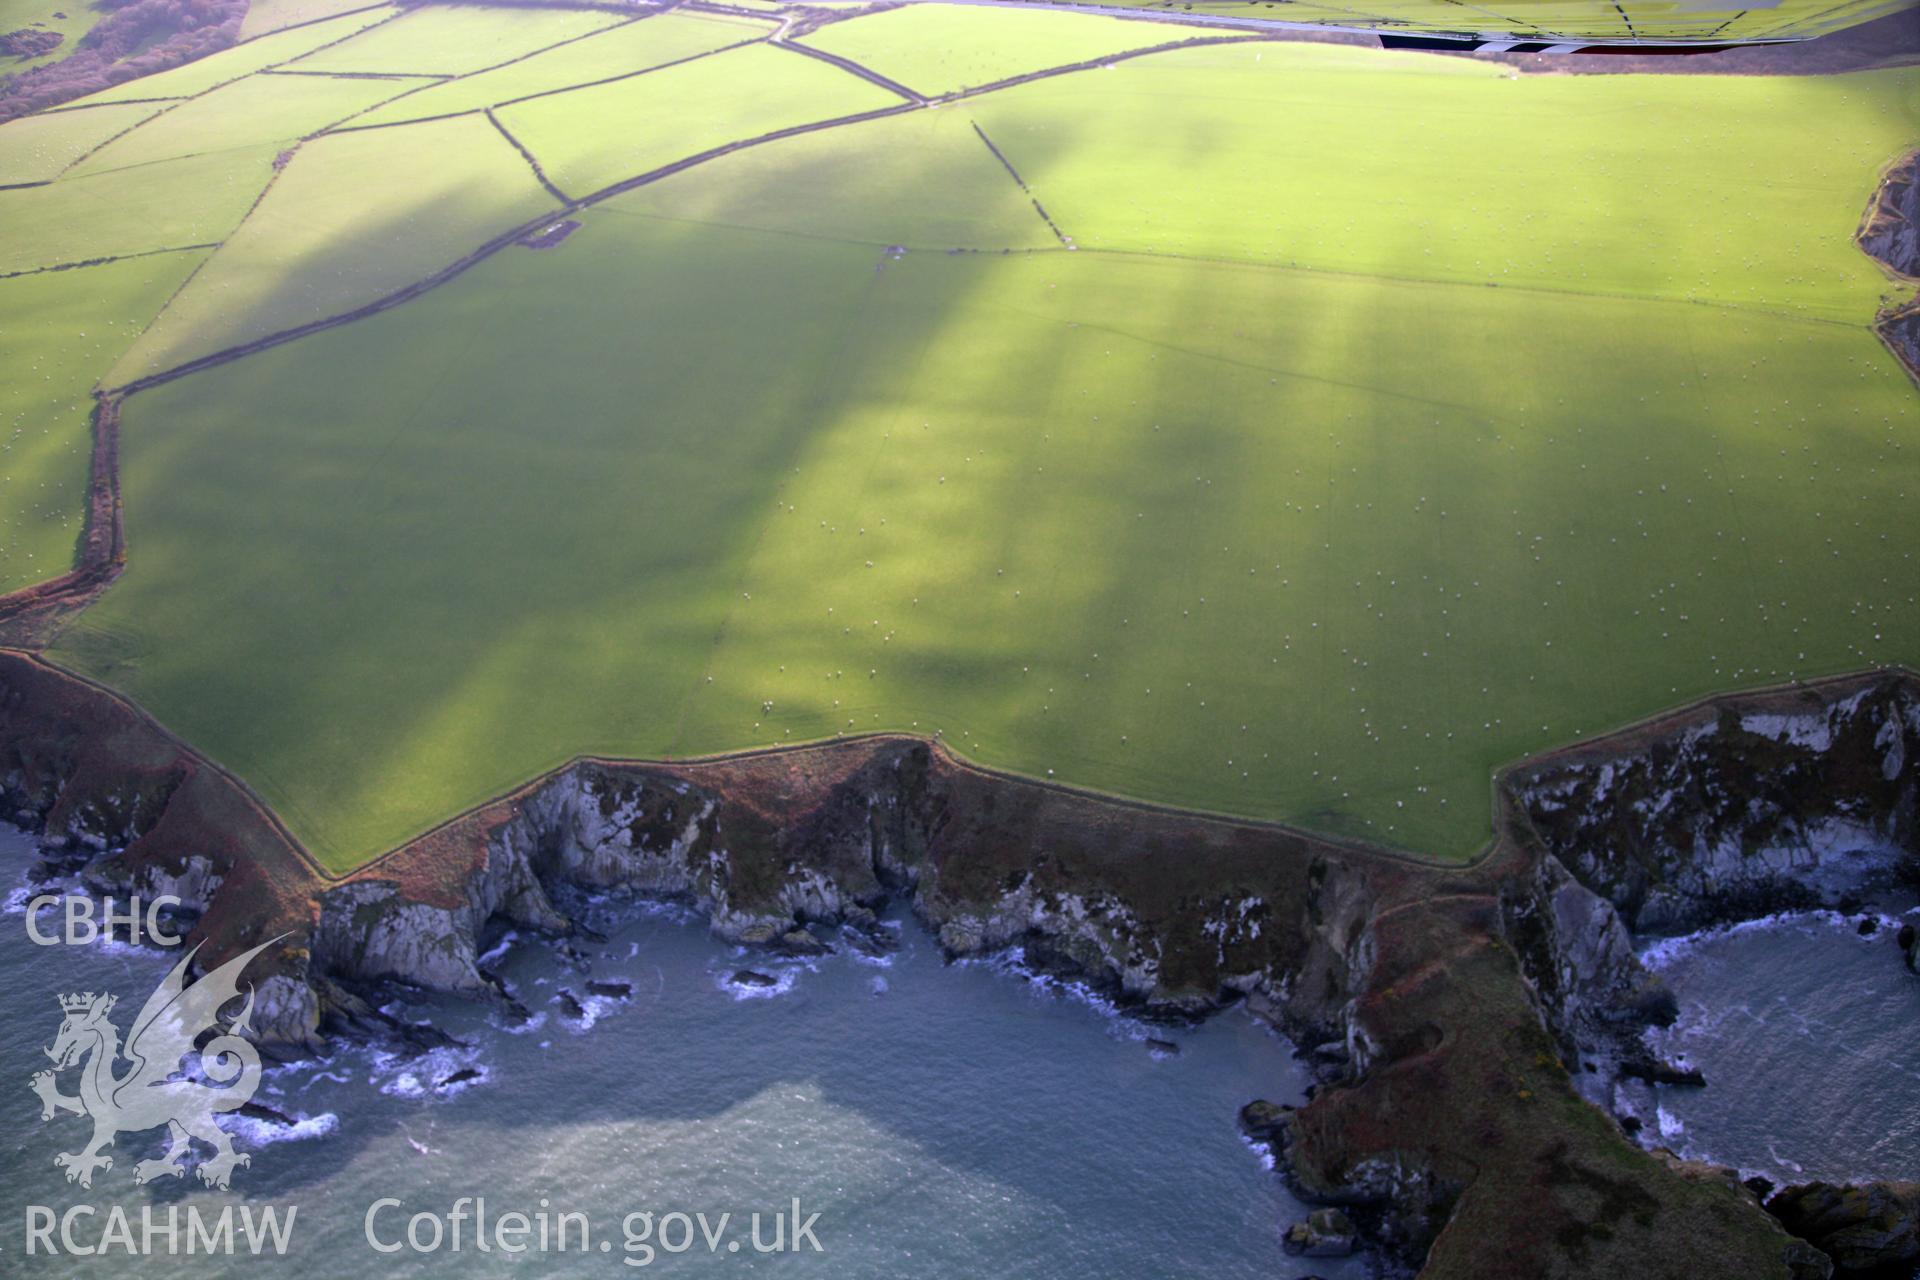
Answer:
[493, 41, 904, 197]
[0, 100, 161, 181]
[794, 3, 1179, 94]
[284, 3, 624, 77]
[68, 71, 433, 175]
[345, 11, 773, 128]
[111, 113, 561, 379]
[965, 43, 1914, 319]
[0, 145, 273, 273]
[605, 104, 1059, 250]
[0, 2, 1912, 871]
[0, 254, 207, 592]
[239, 0, 390, 41]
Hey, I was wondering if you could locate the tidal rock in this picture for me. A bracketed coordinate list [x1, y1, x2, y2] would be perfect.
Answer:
[586, 980, 631, 999]
[489, 986, 532, 1024]
[841, 905, 900, 955]
[1239, 1099, 1293, 1140]
[842, 928, 891, 958]
[554, 989, 586, 1019]
[1284, 1207, 1357, 1258]
[1897, 923, 1917, 974]
[730, 969, 779, 989]
[236, 1101, 295, 1128]
[1767, 1180, 1920, 1274]
[1621, 1052, 1705, 1087]
[777, 928, 832, 957]
[438, 1067, 483, 1091]
[1145, 1037, 1180, 1059]
[1238, 1099, 1293, 1163]
[313, 976, 456, 1056]
[1857, 917, 1878, 937]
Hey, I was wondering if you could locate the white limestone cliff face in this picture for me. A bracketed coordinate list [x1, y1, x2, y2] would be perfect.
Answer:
[302, 758, 1381, 1045]
[1515, 681, 1918, 934]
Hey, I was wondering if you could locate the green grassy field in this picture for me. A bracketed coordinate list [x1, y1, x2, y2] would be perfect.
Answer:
[345, 12, 774, 129]
[0, 252, 207, 592]
[67, 72, 434, 176]
[604, 104, 1059, 250]
[0, 101, 162, 181]
[0, 3, 1913, 871]
[0, 145, 276, 273]
[284, 2, 624, 77]
[795, 3, 1180, 95]
[494, 41, 903, 198]
[240, 0, 389, 41]
[110, 113, 560, 379]
[54, 207, 1919, 868]
[966, 43, 1916, 319]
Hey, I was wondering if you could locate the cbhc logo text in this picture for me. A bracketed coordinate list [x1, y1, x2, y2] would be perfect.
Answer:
[26, 895, 184, 947]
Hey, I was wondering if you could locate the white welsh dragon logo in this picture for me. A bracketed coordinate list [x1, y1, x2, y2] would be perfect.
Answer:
[29, 938, 281, 1189]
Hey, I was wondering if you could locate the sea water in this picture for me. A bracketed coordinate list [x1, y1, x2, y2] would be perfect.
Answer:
[0, 827, 1359, 1277]
[1619, 902, 1920, 1185]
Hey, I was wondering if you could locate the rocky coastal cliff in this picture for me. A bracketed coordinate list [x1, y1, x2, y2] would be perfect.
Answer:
[1861, 151, 1919, 282]
[1503, 679, 1918, 1084]
[1501, 676, 1919, 1277]
[1514, 681, 1916, 934]
[1, 647, 1914, 1278]
[314, 741, 1382, 1051]
[1863, 150, 1920, 384]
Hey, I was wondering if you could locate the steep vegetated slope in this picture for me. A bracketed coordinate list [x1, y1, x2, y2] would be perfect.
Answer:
[1, 0, 98, 75]
[64, 5, 396, 104]
[0, 0, 248, 120]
